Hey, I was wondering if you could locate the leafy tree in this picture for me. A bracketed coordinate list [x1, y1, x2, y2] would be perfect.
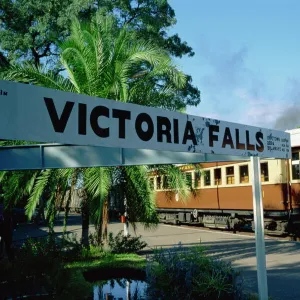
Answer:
[91, 0, 194, 58]
[0, 14, 189, 245]
[0, 51, 8, 68]
[0, 0, 200, 109]
[0, 0, 193, 62]
[0, 0, 93, 67]
[93, 0, 201, 109]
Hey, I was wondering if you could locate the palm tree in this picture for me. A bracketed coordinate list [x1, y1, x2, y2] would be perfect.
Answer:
[0, 13, 190, 245]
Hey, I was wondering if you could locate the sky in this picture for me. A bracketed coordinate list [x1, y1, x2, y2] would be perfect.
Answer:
[168, 0, 300, 130]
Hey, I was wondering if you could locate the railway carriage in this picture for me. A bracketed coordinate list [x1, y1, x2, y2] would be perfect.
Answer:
[61, 128, 300, 236]
[152, 128, 300, 236]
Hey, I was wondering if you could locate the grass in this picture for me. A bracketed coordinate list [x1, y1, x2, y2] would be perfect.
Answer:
[31, 248, 145, 299]
[65, 249, 146, 271]
[60, 249, 146, 299]
[247, 294, 273, 300]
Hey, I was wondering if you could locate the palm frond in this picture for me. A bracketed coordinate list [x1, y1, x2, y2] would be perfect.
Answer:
[153, 165, 191, 201]
[124, 166, 158, 230]
[1, 170, 38, 209]
[0, 171, 7, 183]
[24, 171, 39, 194]
[44, 192, 56, 230]
[83, 167, 111, 224]
[56, 168, 77, 233]
[2, 63, 75, 93]
[25, 169, 52, 219]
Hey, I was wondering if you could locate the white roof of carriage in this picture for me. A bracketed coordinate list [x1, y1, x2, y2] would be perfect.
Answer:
[286, 128, 300, 148]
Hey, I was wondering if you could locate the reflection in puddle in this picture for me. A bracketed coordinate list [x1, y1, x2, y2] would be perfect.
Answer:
[93, 279, 147, 300]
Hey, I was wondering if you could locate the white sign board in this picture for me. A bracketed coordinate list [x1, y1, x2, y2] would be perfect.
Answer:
[0, 80, 291, 159]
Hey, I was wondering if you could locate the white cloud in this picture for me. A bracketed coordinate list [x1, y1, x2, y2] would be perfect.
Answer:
[187, 38, 298, 129]
[233, 87, 286, 128]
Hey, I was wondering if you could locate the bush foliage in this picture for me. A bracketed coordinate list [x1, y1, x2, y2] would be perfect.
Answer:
[108, 231, 148, 254]
[145, 243, 242, 300]
[0, 233, 98, 299]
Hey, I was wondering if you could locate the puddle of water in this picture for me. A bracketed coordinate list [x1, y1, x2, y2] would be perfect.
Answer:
[93, 279, 147, 300]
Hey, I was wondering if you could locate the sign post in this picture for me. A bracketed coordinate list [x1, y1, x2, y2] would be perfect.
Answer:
[251, 156, 268, 300]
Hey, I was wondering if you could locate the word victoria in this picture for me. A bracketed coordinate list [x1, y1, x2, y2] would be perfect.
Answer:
[44, 97, 196, 145]
[44, 97, 266, 153]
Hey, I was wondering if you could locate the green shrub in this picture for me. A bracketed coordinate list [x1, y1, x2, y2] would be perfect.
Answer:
[1, 233, 110, 299]
[88, 231, 100, 247]
[0, 235, 64, 298]
[17, 235, 62, 276]
[246, 294, 273, 300]
[108, 231, 147, 254]
[145, 243, 242, 300]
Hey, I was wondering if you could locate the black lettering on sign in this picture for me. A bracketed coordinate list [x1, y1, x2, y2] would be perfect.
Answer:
[235, 129, 245, 150]
[182, 121, 197, 145]
[222, 127, 234, 149]
[246, 130, 255, 150]
[78, 103, 87, 135]
[112, 109, 131, 139]
[256, 132, 264, 152]
[135, 113, 154, 141]
[44, 97, 74, 133]
[90, 105, 110, 138]
[157, 116, 172, 143]
[173, 119, 179, 144]
[209, 125, 219, 147]
[0, 89, 7, 96]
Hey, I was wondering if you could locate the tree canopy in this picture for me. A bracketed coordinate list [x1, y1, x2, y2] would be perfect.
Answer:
[91, 0, 194, 58]
[0, 0, 92, 66]
[0, 0, 200, 109]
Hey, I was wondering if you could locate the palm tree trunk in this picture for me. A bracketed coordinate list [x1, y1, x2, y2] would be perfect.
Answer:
[81, 189, 89, 247]
[102, 199, 108, 242]
[124, 195, 129, 237]
[96, 199, 108, 245]
[97, 221, 103, 245]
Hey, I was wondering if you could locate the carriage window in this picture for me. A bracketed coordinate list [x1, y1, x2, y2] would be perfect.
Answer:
[292, 164, 300, 180]
[204, 170, 211, 186]
[185, 172, 192, 188]
[261, 163, 269, 182]
[194, 171, 201, 188]
[292, 152, 299, 161]
[226, 167, 235, 184]
[292, 151, 300, 180]
[240, 165, 249, 183]
[163, 176, 170, 189]
[214, 168, 222, 185]
[149, 177, 154, 190]
[156, 176, 162, 190]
